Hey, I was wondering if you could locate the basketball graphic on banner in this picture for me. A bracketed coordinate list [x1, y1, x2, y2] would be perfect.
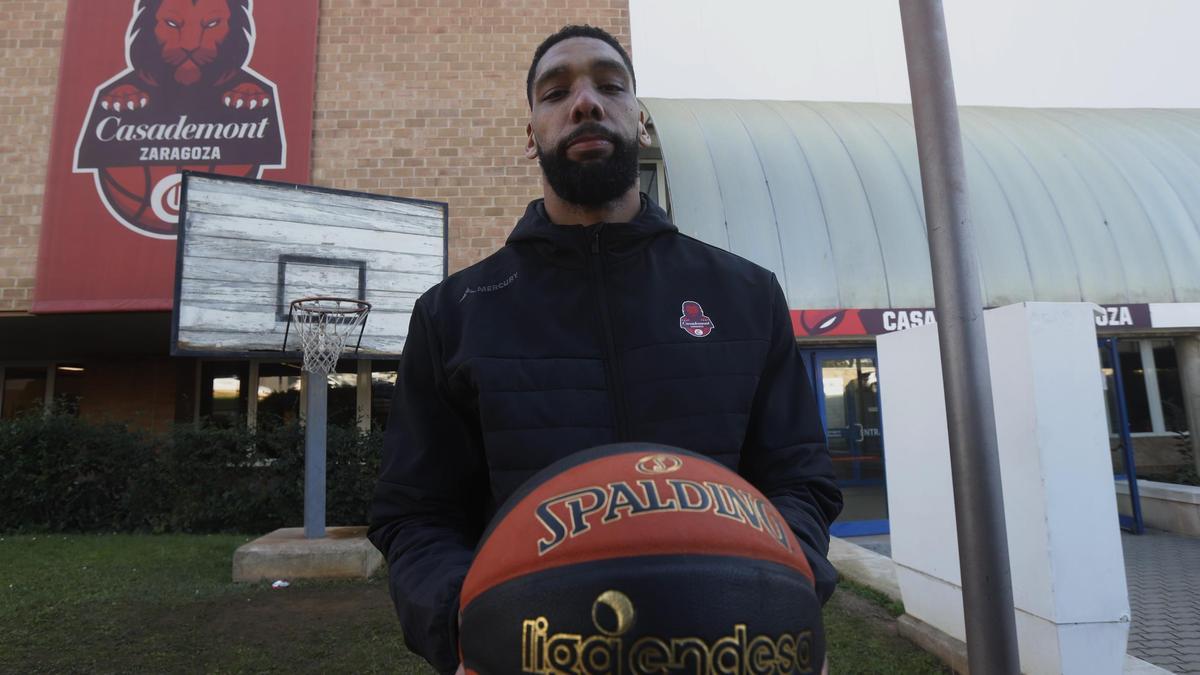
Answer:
[73, 0, 284, 238]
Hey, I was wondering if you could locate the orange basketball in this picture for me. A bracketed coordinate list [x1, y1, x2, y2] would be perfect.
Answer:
[459, 443, 825, 674]
[97, 164, 256, 235]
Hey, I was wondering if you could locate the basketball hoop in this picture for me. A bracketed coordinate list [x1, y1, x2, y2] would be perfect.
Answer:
[284, 296, 371, 375]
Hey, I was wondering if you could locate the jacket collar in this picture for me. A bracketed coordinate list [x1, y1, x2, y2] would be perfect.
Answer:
[506, 195, 677, 249]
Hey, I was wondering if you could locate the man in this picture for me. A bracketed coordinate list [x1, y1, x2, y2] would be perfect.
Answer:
[368, 25, 842, 673]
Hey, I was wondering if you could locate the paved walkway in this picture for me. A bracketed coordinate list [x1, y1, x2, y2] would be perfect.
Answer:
[1122, 531, 1200, 673]
[837, 529, 1200, 674]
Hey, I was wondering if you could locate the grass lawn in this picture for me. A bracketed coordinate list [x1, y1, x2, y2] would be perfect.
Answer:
[0, 534, 947, 673]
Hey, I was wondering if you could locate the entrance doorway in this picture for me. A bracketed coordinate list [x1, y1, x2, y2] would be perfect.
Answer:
[802, 349, 889, 537]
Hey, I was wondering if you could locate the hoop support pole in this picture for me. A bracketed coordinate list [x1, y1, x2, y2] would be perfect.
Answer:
[303, 371, 327, 539]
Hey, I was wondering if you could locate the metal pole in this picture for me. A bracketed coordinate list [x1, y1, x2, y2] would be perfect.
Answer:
[1107, 338, 1144, 534]
[898, 1, 1020, 672]
[304, 370, 327, 539]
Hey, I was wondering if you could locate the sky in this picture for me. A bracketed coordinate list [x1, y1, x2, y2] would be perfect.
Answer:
[629, 0, 1200, 108]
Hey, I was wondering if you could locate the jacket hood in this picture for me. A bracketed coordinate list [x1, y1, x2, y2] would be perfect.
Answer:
[506, 195, 677, 249]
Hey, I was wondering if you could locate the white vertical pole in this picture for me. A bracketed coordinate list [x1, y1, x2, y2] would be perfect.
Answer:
[299, 367, 308, 422]
[44, 364, 56, 412]
[1176, 336, 1200, 475]
[247, 360, 260, 430]
[357, 360, 371, 433]
[1139, 340, 1165, 433]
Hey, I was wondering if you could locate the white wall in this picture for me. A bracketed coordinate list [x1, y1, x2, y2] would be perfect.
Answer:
[629, 0, 1200, 108]
[879, 303, 1130, 674]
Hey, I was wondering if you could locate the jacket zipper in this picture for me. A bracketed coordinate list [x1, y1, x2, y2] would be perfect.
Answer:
[589, 225, 630, 441]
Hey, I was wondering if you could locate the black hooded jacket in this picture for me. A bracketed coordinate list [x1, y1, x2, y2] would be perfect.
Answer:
[368, 197, 843, 673]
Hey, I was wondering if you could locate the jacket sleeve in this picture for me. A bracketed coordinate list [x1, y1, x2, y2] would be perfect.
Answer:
[738, 275, 844, 604]
[367, 298, 489, 674]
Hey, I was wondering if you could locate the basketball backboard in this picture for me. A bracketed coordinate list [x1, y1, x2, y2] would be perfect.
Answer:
[171, 172, 446, 358]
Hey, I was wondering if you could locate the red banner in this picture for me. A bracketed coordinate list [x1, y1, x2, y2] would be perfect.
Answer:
[33, 0, 319, 312]
[791, 304, 1152, 338]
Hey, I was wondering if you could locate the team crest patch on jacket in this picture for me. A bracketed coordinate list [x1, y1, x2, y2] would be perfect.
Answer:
[679, 301, 715, 337]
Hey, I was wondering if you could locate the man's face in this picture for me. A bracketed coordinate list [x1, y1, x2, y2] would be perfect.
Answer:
[526, 37, 651, 208]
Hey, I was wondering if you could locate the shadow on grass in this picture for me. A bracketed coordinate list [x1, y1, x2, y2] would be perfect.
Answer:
[63, 583, 429, 673]
[0, 534, 430, 673]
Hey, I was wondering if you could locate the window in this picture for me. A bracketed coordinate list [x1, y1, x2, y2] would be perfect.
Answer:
[201, 358, 401, 430]
[1, 367, 47, 419]
[199, 362, 249, 426]
[1152, 340, 1186, 432]
[256, 362, 302, 426]
[1100, 341, 1151, 433]
[1, 364, 87, 419]
[1101, 338, 1191, 436]
[639, 161, 667, 208]
[328, 361, 359, 428]
[53, 364, 86, 416]
[370, 360, 399, 430]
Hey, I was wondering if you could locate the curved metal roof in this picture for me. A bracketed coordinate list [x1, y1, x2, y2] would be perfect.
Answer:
[640, 99, 1200, 308]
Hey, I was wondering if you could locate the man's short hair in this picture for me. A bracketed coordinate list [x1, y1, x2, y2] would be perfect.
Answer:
[526, 24, 635, 107]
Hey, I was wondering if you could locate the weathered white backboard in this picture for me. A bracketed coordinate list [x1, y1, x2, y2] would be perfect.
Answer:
[172, 172, 446, 357]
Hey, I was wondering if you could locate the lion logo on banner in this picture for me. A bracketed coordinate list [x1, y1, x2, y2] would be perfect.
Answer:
[74, 0, 285, 238]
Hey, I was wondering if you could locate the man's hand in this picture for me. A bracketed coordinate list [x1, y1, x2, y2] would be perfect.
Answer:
[455, 664, 465, 675]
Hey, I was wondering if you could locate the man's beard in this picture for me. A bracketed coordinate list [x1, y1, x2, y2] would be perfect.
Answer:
[538, 124, 640, 208]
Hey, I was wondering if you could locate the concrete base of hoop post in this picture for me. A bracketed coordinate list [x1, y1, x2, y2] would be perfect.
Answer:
[304, 369, 327, 540]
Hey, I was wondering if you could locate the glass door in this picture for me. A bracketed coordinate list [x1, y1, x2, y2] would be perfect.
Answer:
[804, 349, 889, 537]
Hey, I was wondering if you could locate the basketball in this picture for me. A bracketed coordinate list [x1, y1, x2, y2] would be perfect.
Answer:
[459, 443, 825, 674]
[97, 164, 256, 235]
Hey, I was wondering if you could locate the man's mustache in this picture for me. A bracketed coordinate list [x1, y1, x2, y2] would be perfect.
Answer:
[558, 124, 618, 154]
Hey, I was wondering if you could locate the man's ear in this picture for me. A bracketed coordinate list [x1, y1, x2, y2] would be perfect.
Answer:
[637, 111, 652, 149]
[525, 123, 539, 160]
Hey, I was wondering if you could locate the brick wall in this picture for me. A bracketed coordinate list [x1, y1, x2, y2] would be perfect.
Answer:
[310, 0, 632, 273]
[0, 0, 631, 315]
[0, 0, 67, 313]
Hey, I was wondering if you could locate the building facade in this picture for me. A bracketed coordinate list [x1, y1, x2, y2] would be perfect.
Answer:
[640, 98, 1200, 534]
[0, 0, 631, 431]
[3, 2, 1197, 538]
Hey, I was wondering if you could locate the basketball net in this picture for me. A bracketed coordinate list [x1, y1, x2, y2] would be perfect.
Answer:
[288, 297, 371, 375]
